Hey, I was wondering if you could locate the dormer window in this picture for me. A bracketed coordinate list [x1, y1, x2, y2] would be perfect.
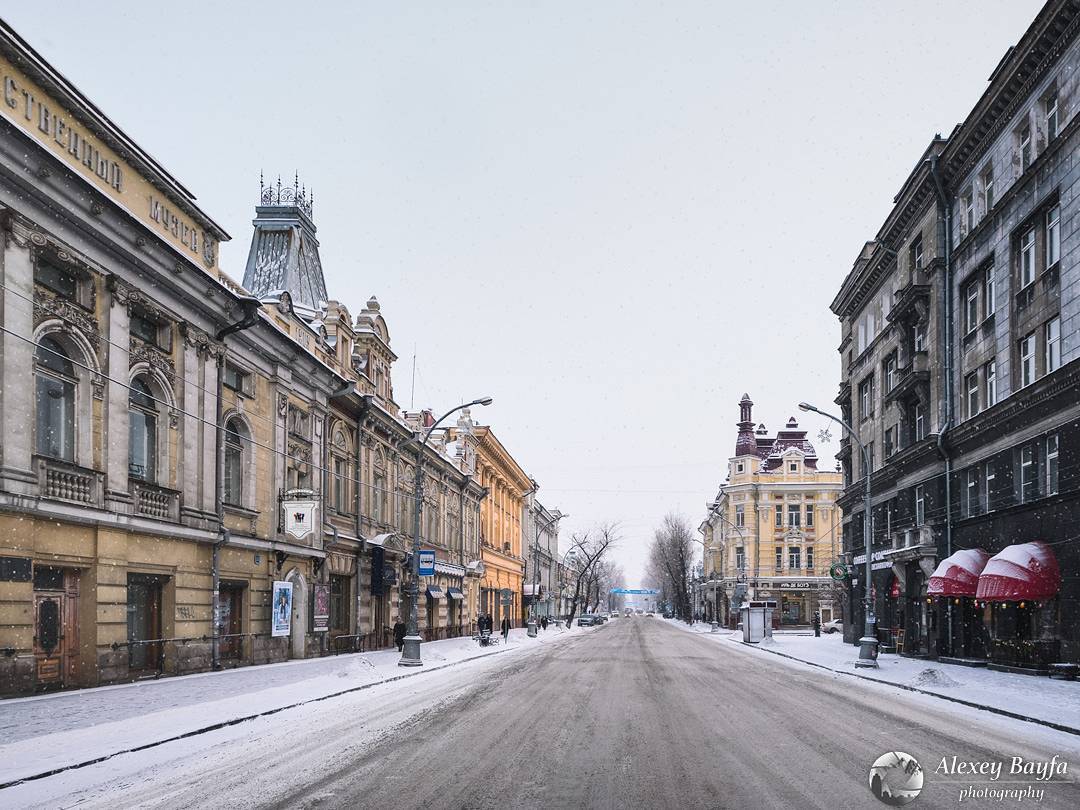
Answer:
[788, 462, 798, 473]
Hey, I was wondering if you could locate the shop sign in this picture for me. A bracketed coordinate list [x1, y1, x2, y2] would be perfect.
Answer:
[283, 496, 317, 540]
[271, 581, 293, 637]
[0, 54, 221, 270]
[499, 587, 513, 605]
[312, 583, 330, 633]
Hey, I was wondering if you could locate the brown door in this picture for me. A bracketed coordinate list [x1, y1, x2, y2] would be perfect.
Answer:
[219, 584, 244, 660]
[32, 566, 79, 689]
[127, 574, 164, 671]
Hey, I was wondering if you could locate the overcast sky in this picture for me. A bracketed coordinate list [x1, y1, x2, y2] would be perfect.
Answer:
[6, 1, 1043, 583]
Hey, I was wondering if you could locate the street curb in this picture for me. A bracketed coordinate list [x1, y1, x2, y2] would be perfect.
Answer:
[0, 639, 543, 791]
[730, 638, 1080, 737]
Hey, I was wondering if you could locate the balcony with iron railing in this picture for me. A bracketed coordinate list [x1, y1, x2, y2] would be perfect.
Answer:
[35, 455, 105, 508]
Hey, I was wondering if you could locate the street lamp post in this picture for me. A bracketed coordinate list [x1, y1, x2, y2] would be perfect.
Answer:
[399, 396, 493, 667]
[799, 401, 878, 667]
[527, 508, 567, 638]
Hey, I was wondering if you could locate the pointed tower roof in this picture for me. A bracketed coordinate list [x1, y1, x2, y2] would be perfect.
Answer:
[242, 173, 328, 313]
[734, 394, 757, 457]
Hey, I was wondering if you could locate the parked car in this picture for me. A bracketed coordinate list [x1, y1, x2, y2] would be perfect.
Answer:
[645, 611, 655, 617]
[822, 619, 843, 634]
[577, 614, 597, 626]
[595, 614, 607, 624]
[609, 612, 619, 618]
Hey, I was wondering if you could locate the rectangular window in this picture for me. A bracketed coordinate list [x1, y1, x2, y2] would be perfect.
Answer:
[775, 504, 783, 527]
[910, 237, 924, 271]
[735, 547, 745, 570]
[788, 547, 801, 570]
[130, 312, 160, 345]
[858, 376, 874, 421]
[788, 504, 801, 527]
[982, 166, 994, 213]
[965, 278, 980, 333]
[35, 259, 78, 300]
[805, 505, 814, 528]
[735, 504, 745, 528]
[1020, 229, 1036, 288]
[1046, 91, 1059, 141]
[966, 372, 979, 418]
[985, 463, 996, 513]
[984, 361, 997, 408]
[1045, 317, 1061, 373]
[1020, 333, 1035, 387]
[914, 485, 925, 526]
[884, 353, 897, 392]
[1021, 445, 1038, 503]
[966, 467, 980, 517]
[222, 363, 251, 394]
[1019, 125, 1032, 171]
[963, 190, 975, 234]
[806, 548, 814, 571]
[1047, 434, 1059, 496]
[333, 457, 347, 512]
[775, 546, 783, 571]
[1047, 205, 1061, 267]
[914, 402, 926, 441]
[983, 266, 995, 320]
[885, 425, 898, 458]
[913, 323, 926, 354]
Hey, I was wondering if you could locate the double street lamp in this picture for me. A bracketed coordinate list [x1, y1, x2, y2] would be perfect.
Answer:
[798, 401, 878, 667]
[527, 508, 568, 637]
[399, 396, 493, 668]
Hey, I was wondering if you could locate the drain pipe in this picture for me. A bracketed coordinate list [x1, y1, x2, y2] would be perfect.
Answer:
[211, 295, 264, 671]
[928, 156, 955, 654]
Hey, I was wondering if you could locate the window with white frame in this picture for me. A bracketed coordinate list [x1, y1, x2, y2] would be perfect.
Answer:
[128, 376, 159, 482]
[1045, 89, 1059, 141]
[913, 323, 926, 354]
[884, 353, 897, 392]
[806, 547, 814, 571]
[1047, 434, 1059, 496]
[982, 165, 994, 213]
[914, 485, 925, 526]
[914, 401, 926, 441]
[735, 547, 745, 570]
[983, 265, 995, 319]
[966, 372, 979, 418]
[805, 505, 814, 528]
[735, 504, 745, 527]
[966, 466, 980, 517]
[1021, 444, 1038, 503]
[884, 424, 897, 458]
[984, 361, 997, 408]
[1020, 228, 1036, 288]
[1047, 205, 1061, 267]
[985, 462, 996, 513]
[1045, 316, 1061, 373]
[223, 417, 248, 507]
[910, 236, 923, 272]
[1019, 333, 1035, 387]
[1019, 124, 1032, 171]
[775, 504, 783, 527]
[775, 546, 783, 571]
[34, 336, 76, 462]
[788, 546, 801, 570]
[858, 375, 874, 421]
[787, 504, 801, 528]
[965, 278, 980, 333]
[962, 189, 975, 234]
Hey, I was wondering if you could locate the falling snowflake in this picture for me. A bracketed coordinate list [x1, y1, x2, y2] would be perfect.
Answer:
[817, 428, 833, 445]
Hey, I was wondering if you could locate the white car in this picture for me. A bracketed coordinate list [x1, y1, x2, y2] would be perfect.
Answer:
[822, 619, 842, 634]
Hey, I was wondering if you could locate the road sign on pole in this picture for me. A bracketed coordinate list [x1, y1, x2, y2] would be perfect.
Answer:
[419, 550, 435, 577]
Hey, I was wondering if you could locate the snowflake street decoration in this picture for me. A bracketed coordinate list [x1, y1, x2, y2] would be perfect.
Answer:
[817, 428, 833, 445]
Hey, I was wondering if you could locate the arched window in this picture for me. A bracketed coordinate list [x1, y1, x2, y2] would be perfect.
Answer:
[35, 336, 76, 461]
[330, 426, 351, 514]
[128, 376, 158, 481]
[223, 417, 248, 506]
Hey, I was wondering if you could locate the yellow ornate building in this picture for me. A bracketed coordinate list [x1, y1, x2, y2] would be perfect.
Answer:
[465, 426, 531, 626]
[700, 395, 844, 626]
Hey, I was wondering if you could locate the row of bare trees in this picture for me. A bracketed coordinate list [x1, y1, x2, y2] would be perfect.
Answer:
[563, 524, 623, 626]
[644, 513, 695, 622]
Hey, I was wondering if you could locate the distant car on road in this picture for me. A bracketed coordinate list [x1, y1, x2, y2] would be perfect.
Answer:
[609, 612, 619, 618]
[577, 615, 597, 626]
[822, 619, 843, 634]
[635, 609, 644, 615]
[645, 611, 655, 617]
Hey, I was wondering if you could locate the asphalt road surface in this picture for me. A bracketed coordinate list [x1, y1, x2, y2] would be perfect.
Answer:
[12, 618, 1080, 809]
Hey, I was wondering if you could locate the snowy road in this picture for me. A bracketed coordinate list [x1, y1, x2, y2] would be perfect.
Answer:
[6, 618, 1080, 809]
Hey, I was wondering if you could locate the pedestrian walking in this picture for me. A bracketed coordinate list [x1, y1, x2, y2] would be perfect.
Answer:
[540, 616, 549, 631]
[501, 615, 511, 643]
[812, 612, 821, 638]
[393, 619, 406, 652]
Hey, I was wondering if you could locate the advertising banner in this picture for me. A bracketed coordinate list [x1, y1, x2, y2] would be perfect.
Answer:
[271, 581, 293, 637]
[419, 550, 436, 577]
[312, 583, 330, 632]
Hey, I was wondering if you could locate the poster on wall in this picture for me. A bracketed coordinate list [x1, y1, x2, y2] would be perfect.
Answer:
[271, 581, 293, 637]
[312, 583, 330, 632]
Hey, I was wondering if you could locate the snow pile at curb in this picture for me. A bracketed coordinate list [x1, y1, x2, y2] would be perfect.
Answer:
[908, 668, 962, 688]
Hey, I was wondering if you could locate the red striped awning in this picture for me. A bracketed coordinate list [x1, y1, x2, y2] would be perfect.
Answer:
[975, 541, 1061, 602]
[927, 549, 989, 596]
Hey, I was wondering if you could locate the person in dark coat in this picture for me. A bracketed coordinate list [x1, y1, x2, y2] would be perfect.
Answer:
[540, 616, 549, 631]
[393, 620, 407, 652]
[500, 616, 511, 642]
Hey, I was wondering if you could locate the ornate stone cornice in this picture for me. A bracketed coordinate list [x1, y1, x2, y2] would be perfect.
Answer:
[179, 322, 225, 360]
[33, 288, 100, 351]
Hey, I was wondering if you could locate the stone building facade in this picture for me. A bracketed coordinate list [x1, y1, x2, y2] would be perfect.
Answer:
[831, 0, 1080, 669]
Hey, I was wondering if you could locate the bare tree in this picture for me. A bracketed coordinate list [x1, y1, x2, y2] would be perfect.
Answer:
[647, 513, 695, 622]
[565, 524, 619, 626]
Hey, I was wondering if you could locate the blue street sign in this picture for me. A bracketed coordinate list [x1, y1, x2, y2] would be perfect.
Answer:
[419, 550, 435, 577]
[610, 588, 660, 595]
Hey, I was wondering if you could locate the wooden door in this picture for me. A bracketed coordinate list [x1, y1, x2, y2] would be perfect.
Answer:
[33, 568, 79, 689]
[127, 575, 163, 671]
[219, 585, 244, 659]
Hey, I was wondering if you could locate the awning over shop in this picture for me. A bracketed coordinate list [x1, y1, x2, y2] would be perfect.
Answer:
[927, 549, 989, 596]
[975, 541, 1061, 602]
[446, 588, 464, 600]
[426, 586, 445, 600]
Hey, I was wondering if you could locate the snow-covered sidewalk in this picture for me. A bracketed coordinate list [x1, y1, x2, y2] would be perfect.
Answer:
[0, 625, 575, 786]
[662, 618, 1080, 732]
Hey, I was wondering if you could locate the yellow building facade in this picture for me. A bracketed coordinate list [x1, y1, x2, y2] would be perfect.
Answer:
[700, 395, 844, 627]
